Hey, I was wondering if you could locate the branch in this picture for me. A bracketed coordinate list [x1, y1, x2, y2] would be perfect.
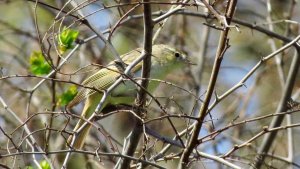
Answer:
[117, 1, 153, 168]
[178, 0, 238, 168]
[251, 49, 300, 168]
[0, 95, 50, 169]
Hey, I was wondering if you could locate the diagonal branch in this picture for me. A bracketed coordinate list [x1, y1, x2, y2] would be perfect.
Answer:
[251, 48, 300, 169]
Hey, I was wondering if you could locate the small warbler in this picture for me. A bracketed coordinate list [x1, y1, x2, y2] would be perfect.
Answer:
[67, 44, 188, 149]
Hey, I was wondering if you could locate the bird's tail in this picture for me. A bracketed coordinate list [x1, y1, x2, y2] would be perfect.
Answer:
[67, 119, 93, 149]
[67, 94, 102, 149]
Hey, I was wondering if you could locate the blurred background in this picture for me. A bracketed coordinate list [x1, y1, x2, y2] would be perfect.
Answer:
[0, 0, 300, 168]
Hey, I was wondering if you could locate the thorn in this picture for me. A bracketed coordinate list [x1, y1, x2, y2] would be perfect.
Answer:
[241, 83, 247, 88]
[214, 91, 219, 101]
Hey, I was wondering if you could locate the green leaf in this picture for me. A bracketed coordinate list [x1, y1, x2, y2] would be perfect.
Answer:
[25, 166, 34, 169]
[58, 27, 79, 54]
[29, 51, 51, 75]
[57, 85, 78, 106]
[24, 160, 50, 169]
[40, 160, 51, 169]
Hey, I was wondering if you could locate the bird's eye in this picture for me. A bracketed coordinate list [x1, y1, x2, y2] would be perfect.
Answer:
[174, 52, 180, 58]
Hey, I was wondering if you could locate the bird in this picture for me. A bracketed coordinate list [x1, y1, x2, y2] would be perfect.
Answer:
[67, 44, 188, 149]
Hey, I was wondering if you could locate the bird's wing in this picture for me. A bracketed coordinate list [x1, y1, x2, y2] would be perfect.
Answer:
[67, 65, 121, 108]
[109, 49, 144, 98]
[67, 48, 144, 108]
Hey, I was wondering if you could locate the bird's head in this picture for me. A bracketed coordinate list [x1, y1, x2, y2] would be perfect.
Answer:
[152, 44, 189, 70]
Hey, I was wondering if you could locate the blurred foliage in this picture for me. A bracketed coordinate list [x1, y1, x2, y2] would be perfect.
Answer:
[57, 85, 78, 106]
[58, 27, 79, 54]
[40, 160, 51, 169]
[29, 51, 51, 75]
[25, 160, 51, 169]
